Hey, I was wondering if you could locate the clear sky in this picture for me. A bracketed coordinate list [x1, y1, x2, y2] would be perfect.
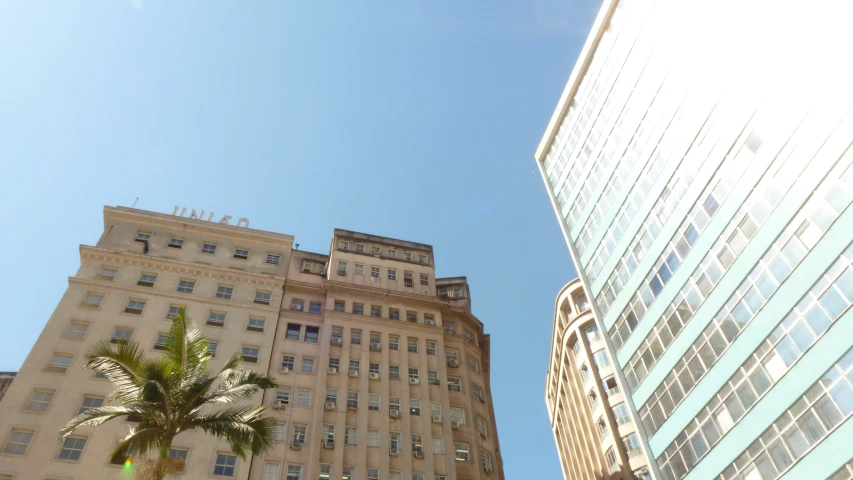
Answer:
[0, 1, 600, 477]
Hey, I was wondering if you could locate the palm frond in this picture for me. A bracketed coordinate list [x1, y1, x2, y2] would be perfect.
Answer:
[203, 370, 278, 405]
[181, 405, 277, 458]
[163, 309, 211, 384]
[85, 339, 147, 403]
[58, 405, 151, 441]
[110, 425, 166, 464]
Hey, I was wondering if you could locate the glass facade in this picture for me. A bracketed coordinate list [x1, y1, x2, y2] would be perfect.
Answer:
[536, 0, 853, 478]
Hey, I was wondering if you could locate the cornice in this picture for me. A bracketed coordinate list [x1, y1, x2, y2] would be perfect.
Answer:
[80, 245, 286, 289]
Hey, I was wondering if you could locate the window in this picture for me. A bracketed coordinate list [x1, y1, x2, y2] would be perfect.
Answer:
[455, 442, 470, 462]
[345, 426, 357, 445]
[432, 436, 445, 454]
[305, 326, 319, 343]
[371, 305, 382, 317]
[234, 248, 249, 260]
[272, 423, 287, 441]
[371, 266, 381, 278]
[301, 358, 315, 373]
[125, 299, 146, 315]
[355, 264, 364, 275]
[309, 302, 323, 314]
[316, 263, 326, 274]
[477, 416, 488, 436]
[372, 246, 381, 254]
[351, 330, 362, 345]
[408, 368, 420, 382]
[390, 431, 402, 451]
[78, 396, 104, 415]
[301, 261, 313, 273]
[356, 243, 365, 253]
[201, 243, 217, 254]
[46, 353, 72, 374]
[98, 267, 117, 280]
[334, 300, 345, 312]
[276, 388, 291, 404]
[262, 462, 281, 480]
[368, 429, 380, 447]
[424, 314, 435, 326]
[349, 360, 360, 373]
[343, 466, 355, 480]
[286, 323, 301, 340]
[408, 338, 418, 353]
[468, 356, 479, 372]
[296, 390, 312, 407]
[369, 362, 380, 376]
[404, 272, 414, 287]
[177, 279, 195, 294]
[170, 447, 189, 462]
[603, 376, 619, 396]
[622, 432, 642, 457]
[81, 292, 104, 307]
[438, 288, 447, 297]
[322, 424, 336, 442]
[337, 261, 347, 275]
[428, 371, 439, 384]
[135, 232, 151, 242]
[347, 391, 359, 409]
[291, 425, 307, 445]
[352, 303, 364, 315]
[319, 464, 332, 480]
[111, 328, 133, 344]
[208, 311, 226, 326]
[446, 348, 459, 362]
[403, 251, 412, 261]
[286, 465, 303, 480]
[389, 309, 400, 320]
[3, 429, 33, 455]
[431, 403, 442, 420]
[389, 335, 400, 350]
[592, 349, 610, 368]
[137, 273, 157, 287]
[452, 287, 463, 297]
[389, 365, 400, 380]
[613, 402, 631, 425]
[465, 330, 475, 342]
[451, 408, 466, 425]
[241, 346, 259, 363]
[420, 274, 429, 286]
[25, 389, 54, 412]
[325, 388, 338, 406]
[247, 316, 266, 332]
[339, 240, 350, 250]
[369, 394, 380, 411]
[58, 436, 87, 461]
[216, 285, 233, 300]
[254, 291, 272, 305]
[281, 355, 296, 371]
[410, 399, 421, 416]
[448, 377, 462, 392]
[388, 269, 397, 280]
[444, 323, 456, 335]
[407, 311, 417, 323]
[605, 446, 618, 466]
[388, 249, 397, 258]
[64, 321, 89, 339]
[427, 341, 437, 355]
[412, 434, 423, 454]
[366, 469, 379, 480]
[328, 358, 341, 374]
[213, 453, 237, 476]
[208, 341, 218, 357]
[481, 451, 493, 472]
[413, 475, 424, 480]
[266, 254, 281, 265]
[419, 254, 427, 263]
[473, 384, 484, 402]
[584, 324, 600, 342]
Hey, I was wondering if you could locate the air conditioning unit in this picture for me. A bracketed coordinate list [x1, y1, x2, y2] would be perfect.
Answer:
[431, 414, 442, 423]
[370, 342, 382, 351]
[325, 402, 336, 411]
[409, 378, 420, 385]
[273, 401, 286, 410]
[475, 395, 485, 403]
[369, 372, 380, 380]
[331, 337, 343, 346]
[289, 443, 302, 451]
[413, 450, 424, 459]
[282, 367, 292, 373]
[328, 367, 338, 375]
[337, 269, 346, 276]
[484, 466, 493, 474]
[404, 279, 413, 287]
[451, 420, 461, 430]
[428, 379, 440, 385]
[389, 408, 400, 418]
[349, 370, 359, 377]
[447, 359, 459, 367]
[323, 441, 335, 450]
[389, 448, 400, 456]
[290, 304, 303, 311]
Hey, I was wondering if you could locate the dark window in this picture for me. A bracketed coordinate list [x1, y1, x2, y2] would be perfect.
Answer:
[286, 323, 301, 341]
[309, 302, 323, 314]
[305, 326, 320, 344]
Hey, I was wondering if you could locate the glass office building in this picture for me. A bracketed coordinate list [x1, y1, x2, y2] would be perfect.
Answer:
[534, 0, 853, 478]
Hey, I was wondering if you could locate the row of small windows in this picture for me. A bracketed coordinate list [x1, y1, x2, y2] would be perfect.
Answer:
[135, 231, 282, 265]
[329, 300, 436, 324]
[338, 240, 429, 264]
[278, 351, 481, 380]
[85, 282, 272, 312]
[335, 262, 430, 285]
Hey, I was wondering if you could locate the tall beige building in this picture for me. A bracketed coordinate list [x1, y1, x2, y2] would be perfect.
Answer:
[0, 207, 504, 480]
[546, 279, 650, 480]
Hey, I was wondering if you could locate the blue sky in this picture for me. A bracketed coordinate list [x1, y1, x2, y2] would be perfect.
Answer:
[0, 1, 599, 476]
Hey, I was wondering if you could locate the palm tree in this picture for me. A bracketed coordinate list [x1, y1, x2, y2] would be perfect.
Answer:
[58, 309, 279, 480]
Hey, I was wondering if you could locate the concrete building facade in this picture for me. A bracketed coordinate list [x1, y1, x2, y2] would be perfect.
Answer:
[0, 373, 15, 404]
[546, 279, 651, 480]
[0, 207, 504, 480]
[534, 0, 853, 479]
